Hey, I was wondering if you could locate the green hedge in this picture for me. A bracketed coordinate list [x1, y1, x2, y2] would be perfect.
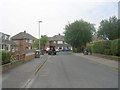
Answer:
[86, 42, 94, 52]
[0, 50, 11, 65]
[111, 39, 120, 56]
[86, 39, 120, 56]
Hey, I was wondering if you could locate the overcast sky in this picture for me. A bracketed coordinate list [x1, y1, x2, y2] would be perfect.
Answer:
[0, 0, 119, 38]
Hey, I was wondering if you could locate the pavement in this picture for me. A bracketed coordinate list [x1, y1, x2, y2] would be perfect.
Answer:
[74, 53, 118, 69]
[2, 54, 48, 88]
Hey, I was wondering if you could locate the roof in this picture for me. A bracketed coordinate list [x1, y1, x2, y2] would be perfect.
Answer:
[11, 32, 37, 40]
[48, 35, 65, 41]
[0, 32, 10, 36]
[2, 40, 17, 45]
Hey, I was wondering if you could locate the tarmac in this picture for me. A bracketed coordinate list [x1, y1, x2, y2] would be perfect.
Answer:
[74, 53, 118, 69]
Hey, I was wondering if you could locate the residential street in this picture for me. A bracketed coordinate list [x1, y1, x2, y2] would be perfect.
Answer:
[29, 52, 118, 88]
[2, 52, 118, 88]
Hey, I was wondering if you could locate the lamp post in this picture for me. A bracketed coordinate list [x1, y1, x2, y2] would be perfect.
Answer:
[38, 21, 42, 51]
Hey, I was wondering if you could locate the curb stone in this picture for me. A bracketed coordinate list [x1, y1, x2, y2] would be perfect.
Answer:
[21, 55, 48, 88]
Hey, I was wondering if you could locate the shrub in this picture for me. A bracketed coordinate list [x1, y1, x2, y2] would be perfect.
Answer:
[92, 40, 103, 54]
[111, 39, 120, 56]
[10, 57, 17, 63]
[86, 42, 94, 52]
[86, 39, 120, 56]
[102, 40, 111, 55]
[92, 40, 111, 55]
[0, 50, 11, 65]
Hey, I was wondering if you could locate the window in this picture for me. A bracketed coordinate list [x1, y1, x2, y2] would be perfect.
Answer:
[53, 41, 56, 44]
[5, 35, 9, 40]
[0, 44, 1, 50]
[29, 47, 31, 50]
[26, 40, 28, 42]
[29, 40, 33, 43]
[2, 45, 4, 49]
[2, 35, 4, 39]
[58, 41, 63, 44]
[64, 42, 67, 44]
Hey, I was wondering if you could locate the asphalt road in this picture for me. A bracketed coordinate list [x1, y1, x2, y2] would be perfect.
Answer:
[29, 52, 118, 88]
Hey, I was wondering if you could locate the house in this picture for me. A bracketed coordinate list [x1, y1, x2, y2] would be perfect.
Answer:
[45, 34, 72, 51]
[11, 31, 37, 61]
[0, 32, 17, 52]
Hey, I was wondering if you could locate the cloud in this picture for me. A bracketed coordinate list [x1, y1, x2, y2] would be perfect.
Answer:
[0, 0, 119, 37]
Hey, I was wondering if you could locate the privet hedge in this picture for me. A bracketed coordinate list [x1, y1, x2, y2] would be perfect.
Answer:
[86, 39, 120, 56]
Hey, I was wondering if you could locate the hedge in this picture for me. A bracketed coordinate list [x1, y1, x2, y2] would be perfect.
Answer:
[0, 50, 11, 65]
[111, 39, 120, 56]
[86, 39, 120, 56]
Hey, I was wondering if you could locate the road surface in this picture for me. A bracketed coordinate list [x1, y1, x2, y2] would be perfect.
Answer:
[28, 52, 118, 88]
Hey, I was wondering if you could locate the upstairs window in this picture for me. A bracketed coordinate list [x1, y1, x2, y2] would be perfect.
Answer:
[29, 40, 33, 43]
[57, 41, 63, 44]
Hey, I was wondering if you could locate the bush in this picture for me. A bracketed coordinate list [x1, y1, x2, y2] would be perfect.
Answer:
[10, 57, 17, 63]
[86, 42, 94, 52]
[92, 40, 111, 55]
[102, 40, 111, 55]
[92, 40, 103, 54]
[111, 39, 120, 56]
[0, 50, 11, 65]
[86, 39, 120, 56]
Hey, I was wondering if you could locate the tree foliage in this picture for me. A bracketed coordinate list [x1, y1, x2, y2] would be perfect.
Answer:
[33, 35, 48, 49]
[97, 16, 119, 40]
[64, 20, 95, 52]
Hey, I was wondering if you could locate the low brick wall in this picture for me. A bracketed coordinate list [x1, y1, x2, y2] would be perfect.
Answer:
[2, 60, 24, 73]
[25, 54, 35, 61]
[2, 54, 35, 73]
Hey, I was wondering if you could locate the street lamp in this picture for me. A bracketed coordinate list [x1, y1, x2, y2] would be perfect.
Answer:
[38, 21, 42, 51]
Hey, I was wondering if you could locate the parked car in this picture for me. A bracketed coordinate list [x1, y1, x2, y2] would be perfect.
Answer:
[48, 46, 56, 55]
[83, 49, 88, 55]
[35, 50, 41, 58]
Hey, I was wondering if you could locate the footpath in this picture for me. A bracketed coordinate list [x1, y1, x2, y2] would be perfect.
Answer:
[74, 53, 118, 69]
[2, 54, 48, 88]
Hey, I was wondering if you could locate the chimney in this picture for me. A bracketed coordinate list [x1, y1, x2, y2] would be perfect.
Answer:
[58, 33, 60, 36]
[24, 30, 26, 33]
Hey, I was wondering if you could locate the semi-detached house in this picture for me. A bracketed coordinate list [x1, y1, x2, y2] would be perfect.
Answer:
[11, 31, 37, 61]
[45, 34, 72, 51]
[0, 32, 17, 52]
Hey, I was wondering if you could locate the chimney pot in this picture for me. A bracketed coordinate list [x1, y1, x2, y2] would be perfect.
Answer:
[24, 31, 26, 33]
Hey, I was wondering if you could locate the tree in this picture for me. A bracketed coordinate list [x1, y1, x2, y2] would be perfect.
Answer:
[40, 35, 48, 49]
[64, 20, 95, 52]
[97, 16, 119, 40]
[33, 35, 48, 50]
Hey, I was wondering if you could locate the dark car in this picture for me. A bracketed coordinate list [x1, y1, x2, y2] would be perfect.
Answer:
[35, 50, 41, 58]
[48, 46, 56, 55]
[83, 49, 88, 55]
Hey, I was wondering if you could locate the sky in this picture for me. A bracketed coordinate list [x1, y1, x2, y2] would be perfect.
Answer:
[0, 0, 119, 38]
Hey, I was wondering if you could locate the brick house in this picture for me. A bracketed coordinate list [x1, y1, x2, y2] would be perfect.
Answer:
[45, 34, 72, 51]
[11, 31, 37, 61]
